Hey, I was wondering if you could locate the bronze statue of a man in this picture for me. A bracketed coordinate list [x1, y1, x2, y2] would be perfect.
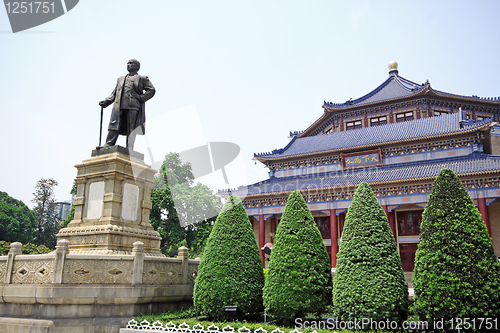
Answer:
[99, 59, 155, 150]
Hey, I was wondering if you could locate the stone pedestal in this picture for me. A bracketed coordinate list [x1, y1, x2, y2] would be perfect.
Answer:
[57, 146, 162, 256]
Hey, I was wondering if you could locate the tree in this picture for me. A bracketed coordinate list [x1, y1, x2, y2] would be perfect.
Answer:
[0, 240, 11, 255]
[150, 153, 222, 255]
[32, 178, 60, 248]
[21, 242, 52, 254]
[62, 182, 77, 228]
[413, 169, 500, 325]
[332, 182, 408, 324]
[186, 216, 215, 258]
[150, 182, 187, 249]
[0, 191, 36, 244]
[194, 195, 264, 320]
[263, 190, 333, 325]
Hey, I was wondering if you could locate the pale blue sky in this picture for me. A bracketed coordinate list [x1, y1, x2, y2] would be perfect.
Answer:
[1, 1, 499, 207]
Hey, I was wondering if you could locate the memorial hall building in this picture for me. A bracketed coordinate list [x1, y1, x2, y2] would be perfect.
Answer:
[219, 62, 500, 271]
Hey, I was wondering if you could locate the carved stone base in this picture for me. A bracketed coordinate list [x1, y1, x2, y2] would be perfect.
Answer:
[57, 224, 163, 256]
[57, 148, 163, 256]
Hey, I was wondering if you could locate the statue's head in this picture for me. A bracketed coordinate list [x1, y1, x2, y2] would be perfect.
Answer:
[127, 59, 140, 72]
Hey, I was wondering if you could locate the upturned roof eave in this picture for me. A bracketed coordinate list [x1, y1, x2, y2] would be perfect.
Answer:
[254, 121, 495, 163]
[427, 86, 500, 105]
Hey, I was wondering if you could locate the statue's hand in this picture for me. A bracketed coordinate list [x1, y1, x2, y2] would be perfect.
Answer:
[99, 100, 108, 107]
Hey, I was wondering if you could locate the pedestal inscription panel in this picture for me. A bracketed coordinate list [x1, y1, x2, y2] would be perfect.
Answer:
[87, 181, 104, 219]
[122, 183, 139, 221]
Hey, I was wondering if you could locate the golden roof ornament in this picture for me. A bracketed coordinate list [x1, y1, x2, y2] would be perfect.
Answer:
[388, 61, 399, 76]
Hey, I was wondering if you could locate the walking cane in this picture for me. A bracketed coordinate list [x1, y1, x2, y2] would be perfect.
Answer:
[99, 106, 103, 147]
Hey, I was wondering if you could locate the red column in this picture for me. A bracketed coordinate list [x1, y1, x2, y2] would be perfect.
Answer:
[389, 210, 396, 240]
[271, 217, 276, 243]
[329, 209, 338, 268]
[382, 204, 389, 218]
[339, 213, 345, 237]
[259, 214, 265, 266]
[383, 205, 396, 240]
[478, 198, 492, 236]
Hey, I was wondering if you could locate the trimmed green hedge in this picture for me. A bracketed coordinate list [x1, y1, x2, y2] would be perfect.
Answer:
[413, 169, 500, 324]
[194, 195, 264, 320]
[332, 182, 408, 323]
[263, 190, 332, 325]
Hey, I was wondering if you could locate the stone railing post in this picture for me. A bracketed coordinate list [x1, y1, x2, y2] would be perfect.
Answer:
[132, 241, 144, 284]
[52, 239, 69, 284]
[4, 242, 22, 284]
[178, 246, 189, 285]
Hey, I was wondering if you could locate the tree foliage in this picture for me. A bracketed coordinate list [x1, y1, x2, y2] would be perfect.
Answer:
[22, 242, 52, 254]
[0, 241, 52, 255]
[150, 153, 222, 256]
[263, 190, 333, 325]
[0, 240, 11, 255]
[332, 182, 408, 323]
[32, 178, 60, 248]
[0, 191, 36, 244]
[413, 169, 500, 324]
[62, 182, 77, 228]
[194, 195, 264, 320]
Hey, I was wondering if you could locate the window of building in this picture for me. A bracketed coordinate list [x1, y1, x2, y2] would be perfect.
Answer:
[346, 120, 362, 130]
[370, 116, 387, 127]
[324, 126, 333, 134]
[434, 110, 449, 116]
[399, 243, 418, 271]
[397, 211, 422, 236]
[396, 112, 414, 122]
[315, 216, 331, 239]
[476, 116, 485, 121]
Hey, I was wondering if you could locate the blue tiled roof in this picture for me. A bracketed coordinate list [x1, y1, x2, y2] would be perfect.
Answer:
[221, 155, 500, 196]
[323, 75, 423, 108]
[254, 112, 493, 160]
[433, 88, 500, 102]
[323, 74, 500, 108]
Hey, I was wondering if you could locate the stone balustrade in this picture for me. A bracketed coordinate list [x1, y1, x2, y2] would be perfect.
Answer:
[0, 240, 200, 286]
[0, 240, 200, 332]
[0, 239, 199, 285]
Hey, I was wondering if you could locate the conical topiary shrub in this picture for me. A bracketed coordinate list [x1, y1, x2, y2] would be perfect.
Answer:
[263, 190, 333, 325]
[332, 182, 408, 323]
[193, 195, 264, 320]
[414, 169, 500, 325]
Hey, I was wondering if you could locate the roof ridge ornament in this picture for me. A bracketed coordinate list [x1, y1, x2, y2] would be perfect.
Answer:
[388, 61, 398, 76]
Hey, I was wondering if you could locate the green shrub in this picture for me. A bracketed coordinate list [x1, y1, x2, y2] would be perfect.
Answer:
[33, 244, 52, 254]
[21, 242, 52, 254]
[0, 240, 10, 255]
[413, 169, 500, 325]
[194, 195, 264, 320]
[332, 182, 408, 323]
[263, 190, 332, 325]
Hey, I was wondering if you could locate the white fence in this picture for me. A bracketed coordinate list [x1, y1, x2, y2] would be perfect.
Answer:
[120, 320, 324, 333]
